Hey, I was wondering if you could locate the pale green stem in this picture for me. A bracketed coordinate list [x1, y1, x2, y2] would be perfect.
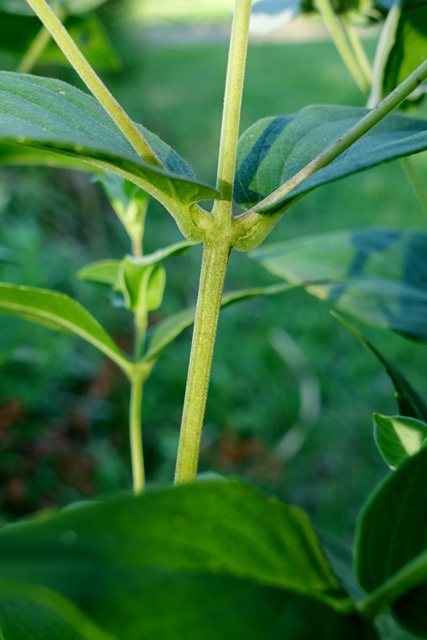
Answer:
[129, 373, 145, 493]
[340, 13, 372, 87]
[25, 0, 162, 167]
[174, 240, 231, 484]
[18, 3, 66, 74]
[401, 157, 427, 217]
[314, 0, 369, 94]
[357, 550, 427, 620]
[243, 58, 427, 217]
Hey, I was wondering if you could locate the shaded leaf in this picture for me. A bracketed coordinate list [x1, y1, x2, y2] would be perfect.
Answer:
[78, 259, 121, 289]
[0, 481, 378, 639]
[251, 229, 427, 340]
[0, 579, 115, 640]
[0, 283, 131, 374]
[235, 106, 427, 213]
[373, 413, 427, 470]
[332, 313, 427, 421]
[0, 72, 218, 207]
[356, 449, 427, 637]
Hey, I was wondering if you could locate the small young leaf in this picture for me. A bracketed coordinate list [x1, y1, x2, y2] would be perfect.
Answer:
[78, 259, 121, 288]
[332, 314, 427, 422]
[146, 264, 166, 311]
[235, 106, 427, 213]
[251, 229, 427, 340]
[0, 579, 116, 640]
[0, 283, 132, 374]
[356, 449, 427, 636]
[373, 413, 427, 470]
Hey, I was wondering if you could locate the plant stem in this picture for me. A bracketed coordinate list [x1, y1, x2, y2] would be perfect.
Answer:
[215, 0, 252, 203]
[340, 13, 372, 88]
[18, 3, 66, 74]
[401, 157, 427, 217]
[357, 550, 427, 620]
[244, 58, 427, 215]
[129, 372, 145, 493]
[25, 0, 162, 167]
[314, 0, 369, 94]
[174, 241, 231, 484]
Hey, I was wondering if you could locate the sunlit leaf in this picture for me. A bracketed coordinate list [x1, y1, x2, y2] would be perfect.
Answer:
[373, 413, 427, 470]
[235, 106, 427, 213]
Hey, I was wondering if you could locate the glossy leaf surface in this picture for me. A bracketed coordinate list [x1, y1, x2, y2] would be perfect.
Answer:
[0, 283, 131, 373]
[0, 481, 377, 639]
[235, 106, 427, 213]
[373, 413, 427, 469]
[0, 73, 218, 206]
[0, 580, 115, 640]
[251, 229, 427, 340]
[356, 449, 427, 637]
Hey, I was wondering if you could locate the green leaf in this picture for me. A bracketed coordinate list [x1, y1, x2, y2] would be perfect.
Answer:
[332, 313, 427, 422]
[144, 282, 293, 362]
[235, 106, 427, 213]
[356, 449, 427, 636]
[121, 259, 166, 314]
[383, 0, 427, 102]
[373, 413, 427, 470]
[251, 229, 427, 340]
[0, 283, 132, 374]
[78, 259, 121, 289]
[0, 72, 218, 208]
[0, 579, 115, 640]
[0, 481, 378, 639]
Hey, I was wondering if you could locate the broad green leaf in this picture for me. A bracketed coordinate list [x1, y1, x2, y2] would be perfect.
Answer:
[333, 313, 427, 422]
[383, 0, 427, 101]
[235, 106, 427, 213]
[373, 413, 427, 470]
[0, 72, 219, 208]
[0, 579, 115, 640]
[356, 449, 427, 637]
[0, 481, 378, 639]
[251, 229, 427, 340]
[78, 259, 121, 288]
[144, 282, 293, 362]
[0, 283, 131, 374]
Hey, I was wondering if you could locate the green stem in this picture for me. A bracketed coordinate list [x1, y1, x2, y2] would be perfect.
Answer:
[18, 3, 66, 74]
[129, 372, 145, 493]
[314, 0, 369, 94]
[174, 240, 231, 484]
[25, 0, 162, 167]
[243, 58, 427, 216]
[340, 13, 372, 88]
[401, 157, 427, 218]
[357, 550, 427, 620]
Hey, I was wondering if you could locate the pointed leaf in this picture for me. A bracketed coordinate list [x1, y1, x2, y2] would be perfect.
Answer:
[251, 229, 427, 340]
[0, 283, 131, 374]
[0, 580, 115, 640]
[0, 72, 219, 207]
[0, 481, 379, 639]
[356, 449, 427, 637]
[373, 413, 427, 470]
[235, 106, 427, 213]
[144, 282, 293, 362]
[332, 313, 427, 421]
[78, 259, 121, 288]
[131, 240, 195, 266]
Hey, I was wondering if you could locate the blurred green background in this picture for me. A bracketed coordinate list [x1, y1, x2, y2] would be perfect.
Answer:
[0, 0, 426, 545]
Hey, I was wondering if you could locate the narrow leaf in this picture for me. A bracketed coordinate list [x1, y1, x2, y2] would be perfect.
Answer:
[251, 229, 427, 340]
[235, 106, 427, 213]
[0, 481, 379, 639]
[0, 283, 132, 374]
[332, 313, 427, 421]
[0, 72, 218, 207]
[78, 259, 121, 288]
[0, 579, 115, 640]
[356, 449, 427, 636]
[373, 413, 427, 470]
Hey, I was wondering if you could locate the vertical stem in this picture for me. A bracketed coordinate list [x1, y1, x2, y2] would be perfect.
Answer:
[129, 373, 145, 493]
[18, 9, 64, 74]
[340, 13, 372, 87]
[174, 241, 231, 484]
